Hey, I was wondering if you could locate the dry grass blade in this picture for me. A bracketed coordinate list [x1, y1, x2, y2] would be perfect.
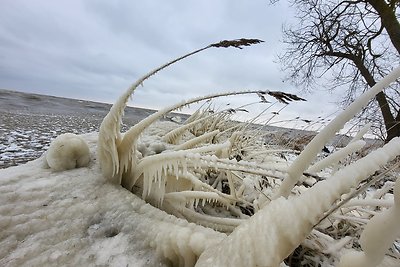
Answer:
[256, 92, 270, 103]
[261, 90, 306, 104]
[210, 38, 264, 49]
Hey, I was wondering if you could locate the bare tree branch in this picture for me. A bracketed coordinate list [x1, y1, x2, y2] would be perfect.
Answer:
[279, 0, 400, 141]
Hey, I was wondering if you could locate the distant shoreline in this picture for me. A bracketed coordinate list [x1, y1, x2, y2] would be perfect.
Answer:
[0, 89, 187, 168]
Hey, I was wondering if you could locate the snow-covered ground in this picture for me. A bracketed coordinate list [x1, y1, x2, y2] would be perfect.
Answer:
[1, 125, 399, 267]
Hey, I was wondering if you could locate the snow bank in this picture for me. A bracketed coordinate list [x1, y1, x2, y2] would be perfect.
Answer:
[0, 133, 224, 267]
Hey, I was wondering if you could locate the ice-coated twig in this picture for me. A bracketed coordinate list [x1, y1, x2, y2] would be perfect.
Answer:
[314, 163, 399, 227]
[173, 130, 220, 151]
[163, 116, 212, 144]
[350, 123, 372, 143]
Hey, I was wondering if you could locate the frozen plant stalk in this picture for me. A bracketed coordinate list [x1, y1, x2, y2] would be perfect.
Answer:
[276, 67, 400, 198]
[97, 39, 264, 184]
[338, 175, 400, 267]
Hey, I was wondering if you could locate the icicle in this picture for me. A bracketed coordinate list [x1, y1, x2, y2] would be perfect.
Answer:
[183, 162, 188, 176]
[189, 199, 194, 209]
[159, 177, 166, 204]
[163, 162, 169, 178]
[157, 168, 162, 187]
[173, 160, 179, 178]
[142, 171, 150, 199]
[156, 166, 161, 184]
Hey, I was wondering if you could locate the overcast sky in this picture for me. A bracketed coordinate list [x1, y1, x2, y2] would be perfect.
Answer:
[0, 0, 343, 130]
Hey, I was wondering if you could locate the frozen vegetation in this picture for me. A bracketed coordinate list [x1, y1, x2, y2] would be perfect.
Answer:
[1, 39, 400, 266]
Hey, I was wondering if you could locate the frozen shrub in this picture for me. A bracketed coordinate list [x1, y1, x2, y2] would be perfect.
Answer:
[95, 37, 400, 266]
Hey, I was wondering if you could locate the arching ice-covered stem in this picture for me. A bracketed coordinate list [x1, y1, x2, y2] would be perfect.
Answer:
[275, 67, 400, 199]
[163, 116, 212, 144]
[97, 39, 264, 184]
[97, 46, 210, 183]
[350, 123, 372, 143]
[306, 140, 366, 174]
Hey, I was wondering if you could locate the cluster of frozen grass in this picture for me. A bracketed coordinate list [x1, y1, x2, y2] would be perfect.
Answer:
[94, 40, 400, 266]
[1, 39, 400, 267]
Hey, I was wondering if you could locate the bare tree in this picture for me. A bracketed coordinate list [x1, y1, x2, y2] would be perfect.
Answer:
[279, 0, 400, 141]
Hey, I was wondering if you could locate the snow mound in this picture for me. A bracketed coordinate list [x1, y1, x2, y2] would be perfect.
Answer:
[45, 133, 90, 171]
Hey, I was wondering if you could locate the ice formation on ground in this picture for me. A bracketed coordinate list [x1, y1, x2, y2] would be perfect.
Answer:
[0, 133, 225, 267]
[44, 133, 90, 171]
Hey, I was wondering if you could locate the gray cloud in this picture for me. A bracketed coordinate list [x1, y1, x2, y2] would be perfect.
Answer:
[0, 0, 342, 127]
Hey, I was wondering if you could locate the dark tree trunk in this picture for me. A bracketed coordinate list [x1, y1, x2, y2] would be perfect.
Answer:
[353, 57, 399, 142]
[367, 0, 400, 55]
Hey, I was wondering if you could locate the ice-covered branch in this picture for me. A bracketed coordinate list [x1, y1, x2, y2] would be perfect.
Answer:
[173, 130, 220, 151]
[350, 123, 372, 143]
[275, 67, 400, 199]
